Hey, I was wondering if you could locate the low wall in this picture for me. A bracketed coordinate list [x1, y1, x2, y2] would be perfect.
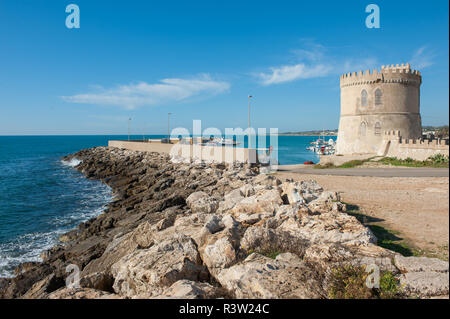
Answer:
[383, 139, 449, 161]
[108, 140, 257, 164]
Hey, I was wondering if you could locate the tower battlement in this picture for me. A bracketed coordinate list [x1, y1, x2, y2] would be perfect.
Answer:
[340, 63, 421, 88]
[382, 130, 401, 140]
[383, 130, 449, 146]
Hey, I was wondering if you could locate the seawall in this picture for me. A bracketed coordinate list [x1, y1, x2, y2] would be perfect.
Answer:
[108, 140, 258, 164]
[379, 131, 450, 160]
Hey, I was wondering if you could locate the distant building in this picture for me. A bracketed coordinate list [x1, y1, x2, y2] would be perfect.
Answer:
[335, 63, 422, 154]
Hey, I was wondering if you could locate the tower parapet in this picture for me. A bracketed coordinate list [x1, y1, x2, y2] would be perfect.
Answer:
[379, 131, 449, 160]
[340, 63, 421, 88]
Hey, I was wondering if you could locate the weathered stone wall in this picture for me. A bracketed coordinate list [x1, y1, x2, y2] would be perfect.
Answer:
[381, 137, 449, 161]
[108, 140, 257, 164]
[336, 64, 422, 155]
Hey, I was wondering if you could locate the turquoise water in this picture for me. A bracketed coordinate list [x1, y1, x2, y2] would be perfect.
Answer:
[0, 135, 334, 277]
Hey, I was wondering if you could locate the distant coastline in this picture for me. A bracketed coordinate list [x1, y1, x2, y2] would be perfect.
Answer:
[273, 130, 338, 136]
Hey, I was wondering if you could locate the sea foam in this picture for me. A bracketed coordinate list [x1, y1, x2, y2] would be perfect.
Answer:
[61, 158, 82, 167]
[0, 155, 111, 278]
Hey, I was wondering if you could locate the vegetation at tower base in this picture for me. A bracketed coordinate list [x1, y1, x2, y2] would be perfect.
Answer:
[313, 154, 449, 169]
[0, 147, 448, 299]
[379, 155, 449, 168]
[313, 158, 375, 169]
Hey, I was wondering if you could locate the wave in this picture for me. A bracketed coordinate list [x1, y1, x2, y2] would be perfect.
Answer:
[61, 158, 82, 167]
[0, 158, 112, 278]
[0, 196, 112, 278]
[0, 229, 67, 278]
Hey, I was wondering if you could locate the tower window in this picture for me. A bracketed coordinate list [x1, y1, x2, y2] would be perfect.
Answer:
[360, 122, 367, 137]
[361, 90, 368, 107]
[375, 89, 382, 105]
[375, 122, 381, 135]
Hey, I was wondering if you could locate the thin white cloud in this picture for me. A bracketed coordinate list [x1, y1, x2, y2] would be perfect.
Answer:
[410, 46, 435, 69]
[256, 42, 377, 86]
[339, 58, 378, 74]
[258, 63, 332, 85]
[291, 41, 326, 62]
[62, 74, 230, 109]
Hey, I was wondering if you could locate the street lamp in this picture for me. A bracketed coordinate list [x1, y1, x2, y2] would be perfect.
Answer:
[128, 117, 131, 141]
[248, 95, 253, 148]
[168, 112, 172, 143]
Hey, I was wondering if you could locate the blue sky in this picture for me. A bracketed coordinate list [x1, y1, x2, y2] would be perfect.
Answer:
[0, 0, 448, 135]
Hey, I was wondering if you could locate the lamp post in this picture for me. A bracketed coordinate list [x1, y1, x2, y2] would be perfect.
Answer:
[167, 112, 172, 143]
[248, 95, 253, 148]
[128, 117, 131, 141]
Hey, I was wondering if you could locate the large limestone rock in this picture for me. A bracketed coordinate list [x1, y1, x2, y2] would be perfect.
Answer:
[202, 237, 237, 276]
[394, 255, 449, 273]
[20, 274, 65, 299]
[79, 271, 114, 291]
[217, 253, 324, 298]
[186, 191, 218, 214]
[303, 243, 399, 275]
[156, 213, 177, 231]
[234, 212, 274, 225]
[252, 174, 282, 187]
[281, 181, 306, 205]
[393, 255, 449, 298]
[217, 189, 244, 213]
[48, 287, 121, 299]
[240, 227, 309, 257]
[111, 234, 207, 297]
[277, 210, 376, 246]
[203, 215, 225, 234]
[239, 184, 255, 197]
[350, 245, 399, 273]
[153, 280, 224, 299]
[81, 231, 139, 279]
[231, 189, 283, 215]
[307, 191, 344, 213]
[299, 180, 323, 194]
[399, 272, 449, 297]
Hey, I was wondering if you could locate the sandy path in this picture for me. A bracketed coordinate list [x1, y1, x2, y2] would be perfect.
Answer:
[275, 172, 449, 258]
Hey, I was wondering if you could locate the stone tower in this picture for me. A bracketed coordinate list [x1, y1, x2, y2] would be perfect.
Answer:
[335, 63, 422, 154]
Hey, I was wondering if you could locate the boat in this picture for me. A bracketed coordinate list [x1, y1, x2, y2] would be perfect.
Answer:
[200, 137, 240, 146]
[218, 138, 241, 146]
[306, 131, 336, 155]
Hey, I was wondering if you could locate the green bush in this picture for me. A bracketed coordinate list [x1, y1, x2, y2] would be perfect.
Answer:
[260, 249, 281, 259]
[378, 272, 403, 299]
[313, 162, 336, 169]
[428, 154, 449, 164]
[379, 156, 449, 168]
[328, 265, 372, 299]
[314, 157, 375, 169]
[339, 159, 366, 168]
[328, 265, 404, 299]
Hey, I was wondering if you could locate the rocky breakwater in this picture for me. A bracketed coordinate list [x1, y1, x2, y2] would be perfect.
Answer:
[0, 146, 448, 299]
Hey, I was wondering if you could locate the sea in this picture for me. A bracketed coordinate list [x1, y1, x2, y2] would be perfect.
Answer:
[0, 134, 335, 277]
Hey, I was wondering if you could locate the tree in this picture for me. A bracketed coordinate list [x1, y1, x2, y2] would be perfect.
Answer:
[436, 126, 449, 139]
